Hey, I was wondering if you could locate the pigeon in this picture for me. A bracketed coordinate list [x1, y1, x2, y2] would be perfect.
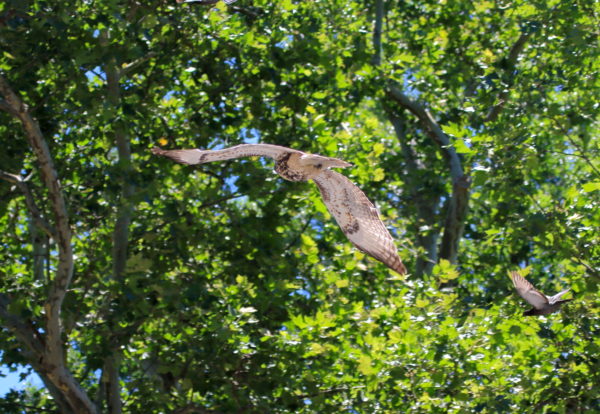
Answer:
[510, 271, 572, 316]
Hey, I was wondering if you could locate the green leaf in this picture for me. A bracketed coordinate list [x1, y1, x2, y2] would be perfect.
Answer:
[582, 182, 600, 192]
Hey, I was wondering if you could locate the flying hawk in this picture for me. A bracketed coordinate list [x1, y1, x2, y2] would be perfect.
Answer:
[152, 144, 407, 274]
[509, 271, 572, 316]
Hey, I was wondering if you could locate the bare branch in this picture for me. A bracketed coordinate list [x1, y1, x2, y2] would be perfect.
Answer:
[438, 174, 470, 263]
[388, 113, 439, 275]
[386, 84, 470, 264]
[0, 169, 57, 239]
[284, 213, 314, 252]
[547, 117, 600, 177]
[386, 84, 463, 178]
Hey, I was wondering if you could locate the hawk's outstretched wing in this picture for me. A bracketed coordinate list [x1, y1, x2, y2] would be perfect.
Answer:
[312, 170, 406, 275]
[510, 271, 549, 309]
[151, 144, 298, 164]
[153, 144, 406, 274]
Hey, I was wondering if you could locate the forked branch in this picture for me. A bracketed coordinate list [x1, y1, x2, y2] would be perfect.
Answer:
[0, 74, 99, 414]
[386, 84, 470, 264]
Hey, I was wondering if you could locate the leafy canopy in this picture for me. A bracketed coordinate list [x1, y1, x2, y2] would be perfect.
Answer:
[0, 0, 598, 412]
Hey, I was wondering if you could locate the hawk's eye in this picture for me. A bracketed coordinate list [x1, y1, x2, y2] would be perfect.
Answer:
[315, 163, 323, 169]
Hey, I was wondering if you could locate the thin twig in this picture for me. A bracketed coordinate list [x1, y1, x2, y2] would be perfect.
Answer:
[485, 32, 531, 123]
[0, 169, 57, 239]
[563, 132, 600, 177]
[119, 52, 158, 77]
[294, 385, 366, 400]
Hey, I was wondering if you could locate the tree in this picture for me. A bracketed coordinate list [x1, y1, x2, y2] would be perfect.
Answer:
[1, 0, 598, 412]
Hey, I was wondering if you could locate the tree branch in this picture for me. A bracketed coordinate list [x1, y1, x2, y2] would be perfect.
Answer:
[119, 52, 157, 77]
[97, 28, 142, 413]
[572, 256, 600, 280]
[485, 32, 531, 123]
[0, 97, 20, 117]
[388, 113, 439, 275]
[0, 169, 57, 239]
[229, 5, 261, 19]
[293, 385, 366, 400]
[386, 84, 463, 177]
[101, 355, 122, 414]
[198, 192, 244, 210]
[30, 216, 49, 282]
[0, 293, 74, 413]
[0, 73, 73, 342]
[0, 294, 46, 358]
[386, 84, 470, 264]
[0, 75, 74, 318]
[557, 122, 600, 177]
[0, 74, 99, 414]
[372, 0, 384, 66]
[100, 30, 134, 286]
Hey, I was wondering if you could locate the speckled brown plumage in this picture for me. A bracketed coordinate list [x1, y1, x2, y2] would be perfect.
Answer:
[152, 143, 407, 274]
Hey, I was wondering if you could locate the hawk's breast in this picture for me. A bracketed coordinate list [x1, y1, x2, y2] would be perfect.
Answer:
[275, 153, 308, 182]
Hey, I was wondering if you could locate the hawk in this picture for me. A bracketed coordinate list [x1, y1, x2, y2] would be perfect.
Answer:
[152, 143, 407, 275]
[509, 271, 572, 316]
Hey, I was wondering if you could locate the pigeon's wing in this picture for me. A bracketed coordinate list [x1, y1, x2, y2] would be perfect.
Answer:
[510, 271, 549, 309]
[547, 288, 571, 304]
[312, 170, 406, 275]
[152, 144, 297, 165]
